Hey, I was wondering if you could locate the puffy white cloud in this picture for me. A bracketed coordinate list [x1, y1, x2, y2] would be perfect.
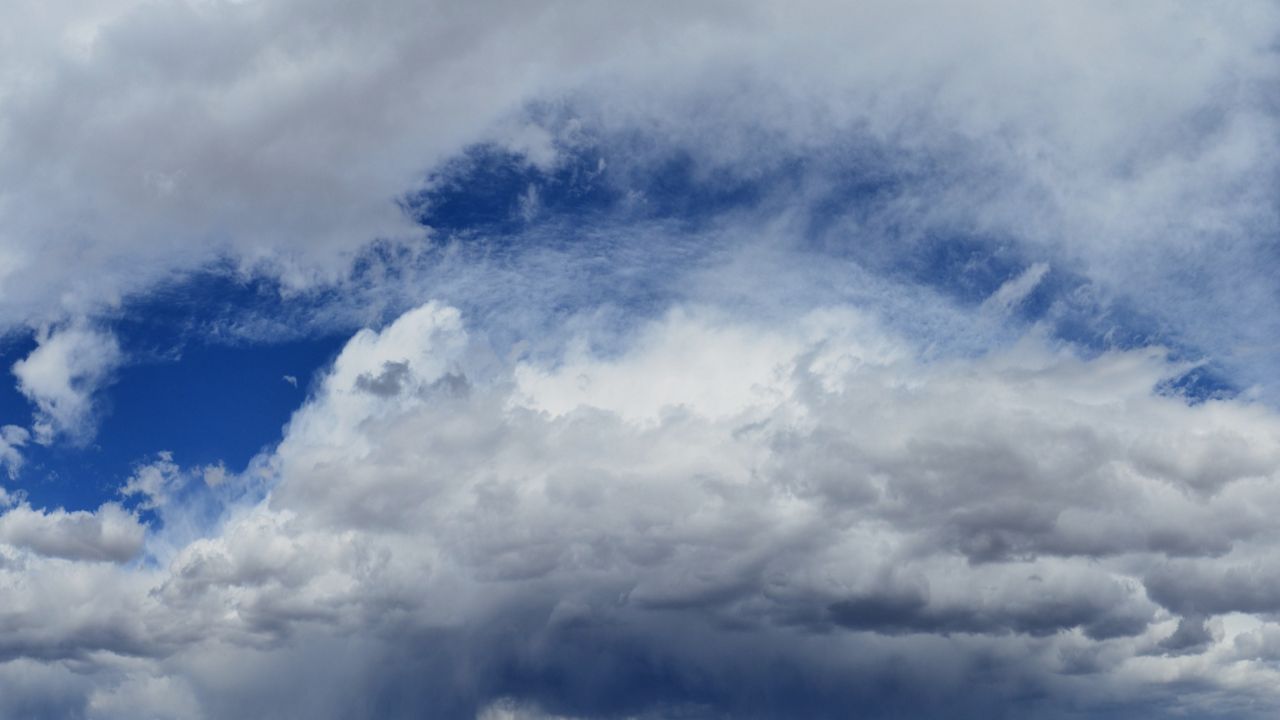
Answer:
[120, 452, 225, 512]
[120, 454, 183, 510]
[0, 502, 144, 563]
[4, 302, 1280, 716]
[11, 323, 122, 444]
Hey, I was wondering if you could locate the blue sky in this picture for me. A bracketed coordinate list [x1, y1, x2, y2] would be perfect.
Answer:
[2, 2, 1280, 719]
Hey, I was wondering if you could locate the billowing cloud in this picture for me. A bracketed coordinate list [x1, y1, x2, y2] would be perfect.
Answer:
[0, 303, 1279, 716]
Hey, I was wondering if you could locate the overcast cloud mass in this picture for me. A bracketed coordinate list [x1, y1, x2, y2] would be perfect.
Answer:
[3, 1, 1280, 717]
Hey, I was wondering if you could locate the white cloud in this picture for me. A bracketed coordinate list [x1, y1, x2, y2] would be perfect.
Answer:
[0, 0, 737, 325]
[2, 302, 1279, 716]
[11, 323, 122, 445]
[0, 0, 1276, 394]
[0, 425, 29, 479]
[175, 304, 1280, 714]
[981, 262, 1050, 316]
[121, 452, 184, 510]
[1, 1, 1280, 716]
[0, 502, 144, 563]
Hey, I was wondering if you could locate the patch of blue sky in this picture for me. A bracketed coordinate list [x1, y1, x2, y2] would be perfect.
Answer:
[0, 331, 37, 443]
[0, 272, 347, 513]
[406, 143, 616, 236]
[407, 137, 780, 238]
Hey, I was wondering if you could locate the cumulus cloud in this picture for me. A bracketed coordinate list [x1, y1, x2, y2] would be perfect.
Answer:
[0, 502, 143, 563]
[1, 303, 1279, 716]
[11, 323, 122, 445]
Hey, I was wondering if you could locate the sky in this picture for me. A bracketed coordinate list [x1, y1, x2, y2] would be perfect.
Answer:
[2, 1, 1280, 717]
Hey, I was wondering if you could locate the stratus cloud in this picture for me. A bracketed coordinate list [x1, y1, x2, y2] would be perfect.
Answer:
[2, 302, 1280, 717]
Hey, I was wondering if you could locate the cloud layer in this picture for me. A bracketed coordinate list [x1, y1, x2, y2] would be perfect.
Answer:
[12, 324, 122, 445]
[3, 2, 1278, 351]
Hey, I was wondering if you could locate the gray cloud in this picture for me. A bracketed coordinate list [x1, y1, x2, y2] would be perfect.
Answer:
[354, 361, 412, 398]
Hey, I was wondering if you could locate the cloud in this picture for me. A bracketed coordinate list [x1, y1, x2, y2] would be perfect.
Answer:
[0, 502, 144, 563]
[121, 452, 185, 510]
[0, 0, 1277, 396]
[2, 302, 1280, 715]
[87, 672, 204, 720]
[11, 323, 123, 445]
[0, 425, 29, 479]
[980, 262, 1050, 316]
[0, 0, 737, 326]
[164, 304, 1280, 714]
